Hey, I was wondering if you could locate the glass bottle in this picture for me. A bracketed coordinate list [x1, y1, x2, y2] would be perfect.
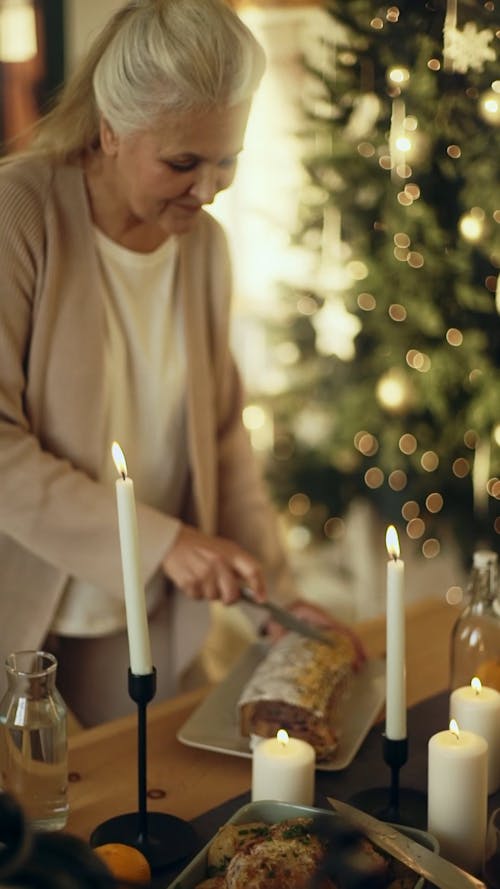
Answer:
[0, 650, 68, 830]
[450, 549, 500, 691]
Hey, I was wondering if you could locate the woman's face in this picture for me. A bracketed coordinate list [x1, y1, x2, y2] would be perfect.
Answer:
[101, 101, 251, 236]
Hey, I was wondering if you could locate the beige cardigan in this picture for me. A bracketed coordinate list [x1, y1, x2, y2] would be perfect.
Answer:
[0, 157, 295, 684]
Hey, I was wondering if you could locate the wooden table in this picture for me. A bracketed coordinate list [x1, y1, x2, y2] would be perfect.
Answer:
[66, 594, 459, 842]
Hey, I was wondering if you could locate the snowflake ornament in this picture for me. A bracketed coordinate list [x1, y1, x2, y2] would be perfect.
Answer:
[444, 21, 496, 74]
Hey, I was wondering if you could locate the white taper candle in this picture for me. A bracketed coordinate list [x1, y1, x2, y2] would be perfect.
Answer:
[385, 525, 406, 740]
[111, 441, 153, 676]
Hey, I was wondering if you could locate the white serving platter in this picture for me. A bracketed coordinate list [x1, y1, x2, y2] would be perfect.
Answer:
[177, 641, 385, 771]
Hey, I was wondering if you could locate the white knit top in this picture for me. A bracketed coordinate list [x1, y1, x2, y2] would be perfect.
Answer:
[52, 229, 188, 636]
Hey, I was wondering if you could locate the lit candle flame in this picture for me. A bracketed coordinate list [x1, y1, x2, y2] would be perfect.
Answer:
[386, 525, 400, 560]
[471, 676, 482, 694]
[449, 718, 460, 740]
[111, 441, 128, 480]
[276, 729, 289, 746]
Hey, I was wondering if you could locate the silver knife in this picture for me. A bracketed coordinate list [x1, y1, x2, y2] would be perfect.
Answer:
[327, 797, 486, 889]
[239, 587, 336, 648]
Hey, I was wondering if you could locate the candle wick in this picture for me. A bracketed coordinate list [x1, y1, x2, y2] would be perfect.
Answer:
[392, 553, 398, 562]
[120, 470, 126, 481]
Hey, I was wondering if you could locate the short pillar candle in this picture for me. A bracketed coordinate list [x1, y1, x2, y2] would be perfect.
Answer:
[450, 678, 500, 795]
[428, 721, 488, 875]
[252, 730, 315, 806]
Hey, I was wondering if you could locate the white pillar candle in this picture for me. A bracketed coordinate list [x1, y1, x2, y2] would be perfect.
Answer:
[252, 730, 315, 806]
[428, 721, 488, 875]
[111, 441, 153, 676]
[450, 678, 500, 794]
[385, 525, 406, 740]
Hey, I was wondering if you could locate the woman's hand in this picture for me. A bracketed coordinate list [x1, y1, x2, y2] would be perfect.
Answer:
[265, 598, 367, 669]
[162, 524, 267, 605]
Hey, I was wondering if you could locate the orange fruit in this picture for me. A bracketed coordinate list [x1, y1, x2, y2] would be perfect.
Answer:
[93, 842, 151, 885]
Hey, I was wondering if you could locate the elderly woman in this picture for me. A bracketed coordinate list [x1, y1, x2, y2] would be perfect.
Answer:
[0, 0, 361, 726]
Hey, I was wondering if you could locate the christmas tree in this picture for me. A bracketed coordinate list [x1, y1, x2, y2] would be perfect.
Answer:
[262, 0, 500, 564]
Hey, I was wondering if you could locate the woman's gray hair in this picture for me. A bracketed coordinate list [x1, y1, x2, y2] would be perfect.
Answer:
[94, 0, 266, 134]
[26, 0, 265, 161]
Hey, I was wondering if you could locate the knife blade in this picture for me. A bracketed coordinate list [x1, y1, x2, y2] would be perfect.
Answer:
[327, 797, 486, 889]
[239, 587, 336, 648]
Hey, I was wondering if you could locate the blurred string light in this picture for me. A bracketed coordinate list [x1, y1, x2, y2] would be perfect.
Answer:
[402, 500, 420, 520]
[387, 66, 411, 180]
[242, 403, 273, 451]
[473, 437, 491, 516]
[288, 492, 311, 517]
[399, 433, 417, 454]
[354, 430, 379, 456]
[446, 327, 464, 346]
[453, 457, 470, 477]
[407, 517, 425, 538]
[422, 538, 440, 558]
[406, 349, 431, 372]
[324, 516, 346, 540]
[388, 469, 407, 491]
[357, 291, 377, 310]
[364, 467, 384, 488]
[376, 367, 412, 413]
[446, 585, 464, 605]
[421, 451, 439, 472]
[479, 88, 500, 125]
[0, 0, 37, 62]
[426, 493, 444, 513]
[459, 207, 486, 240]
[286, 525, 312, 551]
[387, 65, 411, 89]
[464, 429, 479, 449]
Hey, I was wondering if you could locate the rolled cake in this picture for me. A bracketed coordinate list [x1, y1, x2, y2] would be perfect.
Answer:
[237, 630, 356, 761]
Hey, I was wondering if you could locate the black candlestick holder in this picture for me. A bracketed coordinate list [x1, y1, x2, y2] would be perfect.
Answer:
[90, 668, 197, 871]
[347, 735, 427, 829]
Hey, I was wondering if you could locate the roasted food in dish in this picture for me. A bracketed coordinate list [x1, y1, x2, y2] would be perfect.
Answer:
[193, 816, 419, 889]
[201, 818, 331, 889]
[207, 822, 271, 872]
[237, 631, 357, 760]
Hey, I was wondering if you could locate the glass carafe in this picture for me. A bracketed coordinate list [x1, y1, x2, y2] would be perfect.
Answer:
[0, 650, 68, 830]
[450, 550, 500, 691]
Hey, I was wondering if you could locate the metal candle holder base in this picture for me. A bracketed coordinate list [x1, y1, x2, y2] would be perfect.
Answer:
[347, 735, 427, 829]
[90, 668, 197, 870]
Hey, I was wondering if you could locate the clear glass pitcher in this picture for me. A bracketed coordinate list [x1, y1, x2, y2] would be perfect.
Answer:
[0, 650, 68, 830]
[450, 549, 500, 690]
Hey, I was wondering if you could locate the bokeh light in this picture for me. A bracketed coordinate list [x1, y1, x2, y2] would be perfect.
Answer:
[288, 493, 311, 516]
[324, 517, 346, 540]
[389, 470, 407, 491]
[422, 538, 440, 558]
[407, 517, 425, 538]
[399, 433, 417, 454]
[446, 586, 464, 605]
[402, 500, 419, 520]
[426, 493, 444, 513]
[365, 467, 384, 488]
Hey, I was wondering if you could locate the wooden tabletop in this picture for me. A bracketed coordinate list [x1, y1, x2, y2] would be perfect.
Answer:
[66, 594, 459, 841]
